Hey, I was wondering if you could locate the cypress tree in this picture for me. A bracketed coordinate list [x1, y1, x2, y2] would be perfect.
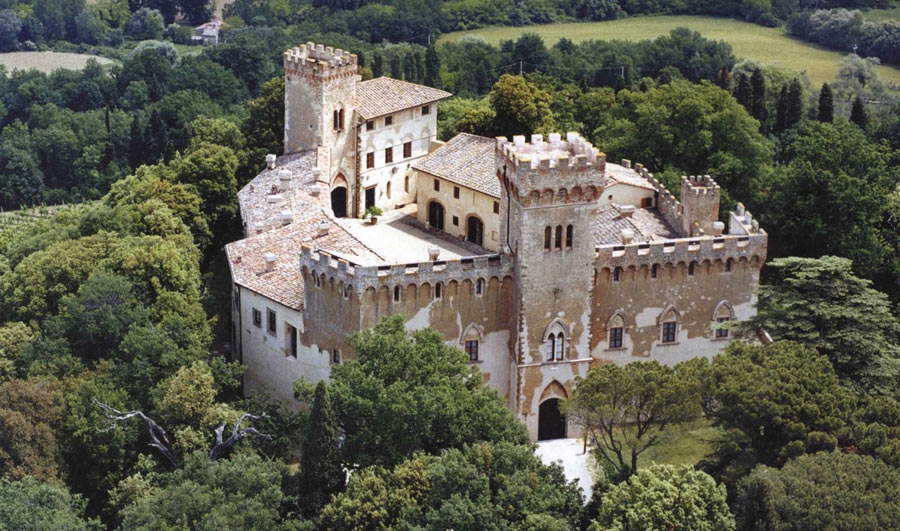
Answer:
[413, 50, 424, 84]
[372, 52, 383, 77]
[850, 95, 868, 129]
[775, 85, 789, 133]
[357, 51, 366, 68]
[786, 78, 804, 129]
[146, 110, 169, 163]
[735, 74, 752, 112]
[128, 114, 145, 170]
[425, 45, 440, 88]
[298, 381, 344, 518]
[817, 83, 834, 123]
[750, 68, 768, 128]
[402, 51, 416, 81]
[390, 53, 402, 79]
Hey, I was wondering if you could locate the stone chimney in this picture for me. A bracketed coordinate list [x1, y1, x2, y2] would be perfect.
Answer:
[428, 248, 440, 261]
[317, 221, 330, 237]
[263, 253, 277, 272]
[619, 205, 635, 218]
[266, 154, 277, 170]
[620, 229, 634, 244]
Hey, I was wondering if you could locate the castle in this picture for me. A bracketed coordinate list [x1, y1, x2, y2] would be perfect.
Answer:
[225, 43, 768, 440]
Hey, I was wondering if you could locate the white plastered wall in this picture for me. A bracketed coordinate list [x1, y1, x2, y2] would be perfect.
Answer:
[414, 171, 501, 251]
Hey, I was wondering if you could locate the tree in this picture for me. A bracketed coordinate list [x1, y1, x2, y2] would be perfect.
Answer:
[0, 378, 65, 483]
[735, 452, 900, 530]
[124, 8, 164, 40]
[0, 9, 22, 52]
[0, 477, 99, 530]
[402, 50, 416, 81]
[699, 341, 855, 490]
[297, 381, 343, 517]
[850, 94, 868, 128]
[489, 74, 555, 137]
[775, 85, 789, 132]
[746, 256, 900, 389]
[590, 464, 734, 531]
[750, 68, 768, 128]
[321, 442, 583, 530]
[734, 74, 752, 111]
[389, 53, 402, 79]
[241, 77, 284, 167]
[320, 316, 528, 469]
[818, 82, 834, 122]
[565, 361, 701, 479]
[510, 33, 550, 73]
[786, 77, 804, 128]
[425, 45, 440, 87]
[371, 51, 383, 77]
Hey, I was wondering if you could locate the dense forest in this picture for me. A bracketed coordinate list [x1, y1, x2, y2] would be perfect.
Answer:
[0, 0, 898, 529]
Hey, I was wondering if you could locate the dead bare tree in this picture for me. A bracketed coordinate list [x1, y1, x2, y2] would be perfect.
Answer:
[94, 400, 271, 466]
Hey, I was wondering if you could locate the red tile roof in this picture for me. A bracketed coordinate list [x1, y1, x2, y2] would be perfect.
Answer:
[353, 77, 451, 120]
[413, 133, 500, 198]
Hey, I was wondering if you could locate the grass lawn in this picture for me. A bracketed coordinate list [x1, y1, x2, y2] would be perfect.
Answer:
[441, 15, 900, 86]
[865, 7, 900, 22]
[0, 51, 116, 73]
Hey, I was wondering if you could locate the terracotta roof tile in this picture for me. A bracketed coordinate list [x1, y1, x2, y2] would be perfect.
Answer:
[605, 163, 656, 190]
[354, 77, 451, 120]
[412, 133, 500, 198]
[594, 205, 679, 246]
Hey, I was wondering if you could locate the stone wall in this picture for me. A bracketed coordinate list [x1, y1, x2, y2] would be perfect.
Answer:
[414, 171, 501, 252]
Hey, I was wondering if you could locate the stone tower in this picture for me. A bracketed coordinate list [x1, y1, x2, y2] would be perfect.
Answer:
[680, 175, 721, 237]
[283, 43, 360, 184]
[496, 133, 606, 436]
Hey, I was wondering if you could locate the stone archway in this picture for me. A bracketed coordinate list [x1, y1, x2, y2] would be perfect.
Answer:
[538, 398, 566, 440]
[428, 201, 445, 231]
[466, 215, 484, 246]
[331, 186, 347, 218]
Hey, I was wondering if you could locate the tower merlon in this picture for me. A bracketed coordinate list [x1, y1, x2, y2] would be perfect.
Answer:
[496, 133, 607, 199]
[284, 42, 358, 79]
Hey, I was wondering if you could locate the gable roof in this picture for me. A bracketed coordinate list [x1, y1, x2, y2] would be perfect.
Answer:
[354, 77, 452, 120]
[412, 133, 500, 198]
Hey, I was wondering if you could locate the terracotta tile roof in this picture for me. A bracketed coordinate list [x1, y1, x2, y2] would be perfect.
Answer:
[354, 77, 452, 120]
[605, 163, 656, 190]
[226, 214, 382, 310]
[412, 133, 500, 198]
[594, 205, 680, 246]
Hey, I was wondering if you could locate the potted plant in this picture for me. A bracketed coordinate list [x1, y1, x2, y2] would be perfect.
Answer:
[365, 206, 383, 224]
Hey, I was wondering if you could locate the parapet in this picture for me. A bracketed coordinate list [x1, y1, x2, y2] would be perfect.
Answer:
[496, 133, 606, 197]
[682, 175, 720, 195]
[284, 42, 358, 80]
[595, 232, 768, 270]
[729, 203, 765, 236]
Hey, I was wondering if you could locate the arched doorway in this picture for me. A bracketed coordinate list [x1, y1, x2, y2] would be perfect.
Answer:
[466, 216, 484, 246]
[538, 398, 566, 440]
[331, 186, 347, 218]
[428, 201, 445, 231]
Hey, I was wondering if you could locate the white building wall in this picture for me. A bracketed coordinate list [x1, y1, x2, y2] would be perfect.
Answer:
[415, 171, 501, 251]
[597, 182, 655, 208]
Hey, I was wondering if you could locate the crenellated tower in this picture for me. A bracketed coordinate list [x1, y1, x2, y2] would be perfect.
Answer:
[496, 132, 606, 435]
[283, 43, 359, 184]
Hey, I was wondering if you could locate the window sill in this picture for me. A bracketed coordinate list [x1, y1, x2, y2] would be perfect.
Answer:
[468, 359, 483, 364]
[657, 341, 679, 347]
[605, 346, 627, 352]
[712, 336, 731, 342]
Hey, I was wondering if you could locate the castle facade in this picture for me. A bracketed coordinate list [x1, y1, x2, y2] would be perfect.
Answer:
[225, 43, 767, 440]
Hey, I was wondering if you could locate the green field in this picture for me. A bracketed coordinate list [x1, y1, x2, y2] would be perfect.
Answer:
[0, 51, 115, 73]
[865, 7, 900, 22]
[442, 16, 900, 86]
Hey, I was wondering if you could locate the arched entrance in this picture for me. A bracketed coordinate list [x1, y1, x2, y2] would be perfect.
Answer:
[331, 186, 347, 218]
[466, 215, 484, 246]
[428, 201, 445, 231]
[538, 398, 566, 441]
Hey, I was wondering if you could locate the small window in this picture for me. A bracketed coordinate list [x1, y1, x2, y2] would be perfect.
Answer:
[651, 264, 659, 279]
[493, 201, 499, 214]
[609, 327, 623, 348]
[343, 285, 351, 299]
[566, 225, 573, 249]
[475, 278, 485, 296]
[267, 309, 277, 335]
[332, 349, 341, 364]
[716, 317, 730, 338]
[252, 308, 262, 328]
[546, 333, 557, 362]
[465, 340, 479, 361]
[434, 282, 443, 299]
[453, 186, 460, 199]
[725, 258, 733, 272]
[366, 152, 374, 169]
[385, 147, 393, 164]
[613, 267, 622, 282]
[339, 108, 345, 130]
[452, 216, 459, 226]
[544, 227, 551, 250]
[286, 323, 298, 358]
[393, 285, 401, 303]
[662, 321, 677, 343]
[387, 182, 392, 198]
[641, 197, 653, 208]
[554, 332, 565, 360]
[433, 179, 440, 192]
[366, 120, 374, 131]
[403, 141, 412, 158]
[688, 262, 696, 276]
[404, 175, 409, 193]
[555, 225, 562, 249]
[333, 110, 339, 130]
[422, 105, 430, 115]
[385, 115, 393, 126]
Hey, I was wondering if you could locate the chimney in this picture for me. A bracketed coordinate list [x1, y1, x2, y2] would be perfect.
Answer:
[280, 210, 292, 226]
[266, 154, 277, 170]
[317, 221, 330, 237]
[619, 205, 635, 218]
[263, 253, 277, 272]
[620, 229, 634, 245]
[428, 248, 440, 261]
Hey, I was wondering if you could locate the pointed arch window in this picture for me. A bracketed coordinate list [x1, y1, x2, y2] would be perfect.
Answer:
[544, 227, 551, 250]
[544, 321, 567, 362]
[713, 301, 734, 339]
[434, 282, 443, 300]
[393, 285, 401, 303]
[608, 313, 626, 349]
[462, 324, 483, 362]
[566, 225, 573, 248]
[659, 308, 679, 344]
[475, 278, 485, 296]
[554, 225, 562, 249]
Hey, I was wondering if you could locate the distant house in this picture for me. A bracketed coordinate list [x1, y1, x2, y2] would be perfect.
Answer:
[192, 19, 222, 45]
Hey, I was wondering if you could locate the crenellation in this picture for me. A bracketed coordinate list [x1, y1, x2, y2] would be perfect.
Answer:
[596, 232, 767, 267]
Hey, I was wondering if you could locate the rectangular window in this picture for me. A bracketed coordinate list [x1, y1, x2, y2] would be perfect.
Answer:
[716, 318, 730, 338]
[332, 349, 341, 364]
[452, 215, 459, 226]
[252, 308, 261, 328]
[385, 147, 393, 164]
[286, 323, 297, 358]
[610, 327, 623, 348]
[433, 179, 440, 192]
[403, 141, 412, 158]
[465, 340, 479, 361]
[662, 322, 677, 343]
[333, 110, 339, 130]
[641, 197, 653, 208]
[385, 115, 393, 126]
[493, 201, 499, 214]
[366, 120, 374, 131]
[422, 105, 430, 115]
[267, 308, 277, 335]
[366, 152, 374, 169]
[453, 186, 460, 199]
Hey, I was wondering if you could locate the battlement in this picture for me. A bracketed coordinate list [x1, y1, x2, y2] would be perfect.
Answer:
[299, 246, 514, 294]
[595, 232, 768, 269]
[284, 42, 358, 79]
[682, 175, 720, 195]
